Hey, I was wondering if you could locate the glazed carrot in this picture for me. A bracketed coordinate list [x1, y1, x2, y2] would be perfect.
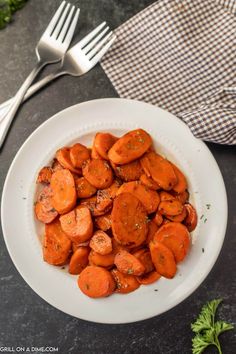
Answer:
[111, 269, 140, 294]
[117, 181, 160, 214]
[89, 231, 112, 255]
[137, 271, 161, 285]
[173, 190, 189, 204]
[51, 158, 64, 172]
[153, 212, 163, 226]
[94, 132, 118, 160]
[60, 205, 93, 243]
[35, 186, 58, 224]
[166, 206, 187, 222]
[91, 143, 103, 159]
[146, 220, 159, 244]
[141, 152, 177, 190]
[94, 213, 112, 231]
[75, 177, 97, 198]
[103, 179, 122, 199]
[111, 193, 148, 248]
[80, 195, 108, 216]
[159, 191, 175, 201]
[51, 169, 77, 214]
[72, 241, 90, 252]
[153, 222, 190, 262]
[114, 250, 145, 276]
[89, 249, 115, 268]
[133, 248, 154, 273]
[96, 189, 113, 213]
[184, 203, 198, 231]
[36, 166, 52, 184]
[56, 147, 82, 174]
[149, 240, 177, 279]
[78, 266, 115, 298]
[171, 163, 188, 194]
[43, 219, 72, 266]
[140, 173, 160, 190]
[82, 159, 113, 189]
[111, 160, 143, 182]
[158, 200, 183, 216]
[69, 247, 90, 274]
[69, 143, 90, 169]
[108, 129, 152, 164]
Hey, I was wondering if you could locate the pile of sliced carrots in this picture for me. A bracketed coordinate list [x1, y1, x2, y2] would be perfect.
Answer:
[35, 129, 197, 298]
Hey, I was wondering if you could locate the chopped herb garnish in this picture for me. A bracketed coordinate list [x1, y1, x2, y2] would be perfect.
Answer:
[206, 204, 211, 210]
[200, 214, 204, 220]
[204, 218, 207, 223]
[202, 248, 205, 253]
[127, 269, 134, 274]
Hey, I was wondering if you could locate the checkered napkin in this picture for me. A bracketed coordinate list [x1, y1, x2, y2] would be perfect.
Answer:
[101, 0, 236, 145]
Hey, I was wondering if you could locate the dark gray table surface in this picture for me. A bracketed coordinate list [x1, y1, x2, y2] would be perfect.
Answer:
[0, 1, 235, 353]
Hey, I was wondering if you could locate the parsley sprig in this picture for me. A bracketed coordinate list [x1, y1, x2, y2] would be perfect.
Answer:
[191, 299, 234, 354]
[0, 0, 28, 29]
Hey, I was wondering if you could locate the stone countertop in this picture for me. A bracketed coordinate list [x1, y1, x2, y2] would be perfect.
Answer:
[0, 1, 235, 353]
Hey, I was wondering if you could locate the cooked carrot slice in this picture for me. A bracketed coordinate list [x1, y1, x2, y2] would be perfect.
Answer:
[111, 269, 140, 294]
[149, 240, 177, 279]
[51, 169, 77, 214]
[173, 190, 189, 204]
[72, 241, 89, 252]
[184, 203, 198, 231]
[56, 147, 82, 174]
[137, 271, 161, 285]
[160, 191, 175, 201]
[108, 129, 152, 164]
[91, 142, 103, 159]
[111, 160, 143, 182]
[82, 159, 113, 189]
[89, 249, 115, 268]
[133, 248, 154, 273]
[75, 177, 97, 198]
[94, 132, 118, 160]
[35, 186, 58, 224]
[94, 213, 112, 231]
[69, 247, 90, 274]
[153, 212, 163, 226]
[141, 152, 177, 190]
[69, 143, 90, 169]
[36, 166, 52, 184]
[166, 206, 187, 222]
[140, 174, 160, 190]
[153, 222, 190, 262]
[117, 181, 160, 214]
[114, 250, 145, 276]
[80, 195, 109, 217]
[78, 266, 115, 298]
[59, 205, 93, 243]
[111, 193, 148, 248]
[171, 163, 188, 194]
[158, 200, 183, 216]
[146, 220, 159, 244]
[51, 159, 64, 172]
[43, 219, 71, 266]
[89, 231, 112, 255]
[96, 189, 113, 213]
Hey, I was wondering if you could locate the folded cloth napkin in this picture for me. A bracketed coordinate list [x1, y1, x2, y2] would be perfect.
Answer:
[101, 0, 236, 145]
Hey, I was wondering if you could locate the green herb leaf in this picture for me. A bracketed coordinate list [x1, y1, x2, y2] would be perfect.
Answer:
[191, 299, 234, 354]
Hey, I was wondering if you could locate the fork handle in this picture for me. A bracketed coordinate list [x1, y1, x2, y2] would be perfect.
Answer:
[0, 69, 64, 125]
[0, 60, 46, 148]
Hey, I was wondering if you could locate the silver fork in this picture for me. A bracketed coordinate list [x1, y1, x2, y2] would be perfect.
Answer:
[0, 22, 115, 147]
[0, 1, 80, 148]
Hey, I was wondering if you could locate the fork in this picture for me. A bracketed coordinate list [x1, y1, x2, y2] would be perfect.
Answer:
[0, 1, 80, 148]
[0, 22, 115, 147]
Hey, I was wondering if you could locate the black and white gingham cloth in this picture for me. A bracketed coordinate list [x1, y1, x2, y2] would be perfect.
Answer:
[101, 0, 236, 145]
